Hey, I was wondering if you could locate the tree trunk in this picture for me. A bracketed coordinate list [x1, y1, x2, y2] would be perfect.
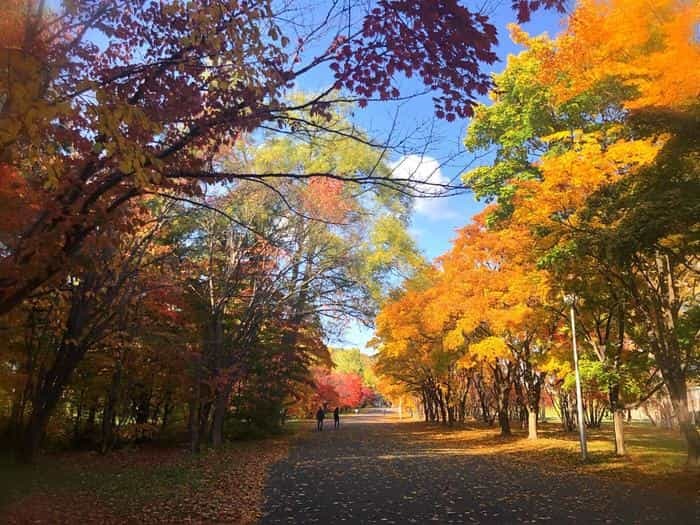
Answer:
[458, 391, 468, 423]
[651, 252, 699, 466]
[527, 410, 538, 440]
[211, 399, 225, 448]
[72, 392, 83, 446]
[6, 397, 24, 445]
[496, 382, 511, 435]
[492, 360, 512, 436]
[134, 387, 151, 425]
[446, 381, 454, 426]
[609, 383, 626, 456]
[475, 374, 491, 424]
[613, 409, 627, 456]
[189, 382, 201, 454]
[497, 400, 511, 436]
[514, 379, 527, 430]
[160, 394, 172, 434]
[525, 392, 540, 440]
[211, 383, 232, 448]
[666, 376, 700, 467]
[20, 409, 49, 463]
[643, 404, 657, 426]
[199, 401, 212, 444]
[521, 361, 542, 440]
[100, 400, 116, 454]
[438, 388, 448, 425]
[19, 343, 86, 462]
[101, 365, 121, 454]
[17, 275, 99, 462]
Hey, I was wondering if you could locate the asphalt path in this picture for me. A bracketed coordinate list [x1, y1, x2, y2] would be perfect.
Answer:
[261, 410, 698, 524]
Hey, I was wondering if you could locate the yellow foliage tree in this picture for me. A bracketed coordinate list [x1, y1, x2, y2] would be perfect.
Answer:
[539, 0, 700, 110]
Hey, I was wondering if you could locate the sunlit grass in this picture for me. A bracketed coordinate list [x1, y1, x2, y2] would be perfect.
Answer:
[405, 420, 699, 496]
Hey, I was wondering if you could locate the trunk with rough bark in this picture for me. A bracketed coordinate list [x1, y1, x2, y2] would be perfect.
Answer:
[160, 393, 173, 434]
[446, 381, 455, 426]
[435, 387, 447, 424]
[20, 341, 88, 462]
[666, 374, 700, 467]
[203, 310, 227, 448]
[18, 281, 96, 463]
[189, 381, 202, 453]
[558, 390, 576, 432]
[648, 252, 699, 466]
[474, 373, 492, 424]
[497, 396, 511, 436]
[101, 365, 121, 453]
[514, 379, 527, 430]
[493, 360, 513, 436]
[211, 382, 233, 448]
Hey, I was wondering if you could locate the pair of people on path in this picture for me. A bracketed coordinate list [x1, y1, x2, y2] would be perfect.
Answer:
[316, 406, 340, 431]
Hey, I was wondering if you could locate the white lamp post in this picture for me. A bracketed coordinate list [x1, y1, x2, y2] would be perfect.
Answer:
[564, 293, 588, 461]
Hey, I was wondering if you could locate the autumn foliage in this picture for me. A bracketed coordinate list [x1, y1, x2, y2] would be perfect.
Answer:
[298, 348, 379, 416]
[539, 0, 700, 111]
[374, 0, 700, 465]
[1, 0, 697, 490]
[0, 0, 566, 318]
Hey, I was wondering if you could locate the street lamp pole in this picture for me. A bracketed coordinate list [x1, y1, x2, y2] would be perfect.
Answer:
[565, 294, 588, 461]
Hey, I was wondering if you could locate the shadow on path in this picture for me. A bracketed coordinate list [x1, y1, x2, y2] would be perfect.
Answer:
[262, 411, 698, 524]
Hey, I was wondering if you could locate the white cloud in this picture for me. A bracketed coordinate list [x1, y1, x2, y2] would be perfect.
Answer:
[390, 154, 458, 220]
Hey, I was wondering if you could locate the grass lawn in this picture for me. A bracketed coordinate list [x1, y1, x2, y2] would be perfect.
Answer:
[412, 419, 700, 497]
[0, 424, 299, 524]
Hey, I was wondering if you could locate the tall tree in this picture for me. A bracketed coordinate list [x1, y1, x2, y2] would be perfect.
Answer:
[0, 0, 565, 315]
[461, 20, 690, 454]
[525, 0, 700, 465]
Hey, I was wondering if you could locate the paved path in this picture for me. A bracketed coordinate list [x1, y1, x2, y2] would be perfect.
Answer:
[262, 411, 698, 524]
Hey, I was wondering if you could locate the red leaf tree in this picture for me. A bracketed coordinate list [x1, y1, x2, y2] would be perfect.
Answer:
[0, 0, 565, 315]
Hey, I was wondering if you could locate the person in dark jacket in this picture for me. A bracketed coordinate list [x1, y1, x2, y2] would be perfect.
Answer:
[333, 406, 340, 429]
[316, 406, 325, 431]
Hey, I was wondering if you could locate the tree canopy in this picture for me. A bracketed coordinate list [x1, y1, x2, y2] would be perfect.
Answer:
[374, 0, 700, 465]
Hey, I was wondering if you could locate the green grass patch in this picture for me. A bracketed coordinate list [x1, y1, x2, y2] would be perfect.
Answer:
[0, 422, 302, 516]
[0, 448, 204, 510]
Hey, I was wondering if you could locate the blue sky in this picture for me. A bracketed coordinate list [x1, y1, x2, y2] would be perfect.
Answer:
[316, 4, 569, 352]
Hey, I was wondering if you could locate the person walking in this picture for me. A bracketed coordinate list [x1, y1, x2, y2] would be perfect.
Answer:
[333, 406, 340, 429]
[316, 406, 325, 431]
